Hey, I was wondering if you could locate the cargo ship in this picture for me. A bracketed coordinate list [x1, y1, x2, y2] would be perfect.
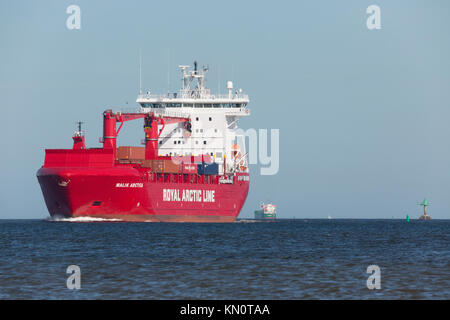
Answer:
[37, 62, 250, 222]
[254, 203, 276, 219]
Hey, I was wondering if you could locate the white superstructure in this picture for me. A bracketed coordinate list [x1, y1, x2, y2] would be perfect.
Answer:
[261, 203, 276, 215]
[136, 62, 250, 174]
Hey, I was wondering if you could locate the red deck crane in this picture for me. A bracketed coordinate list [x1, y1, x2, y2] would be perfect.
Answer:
[100, 109, 191, 160]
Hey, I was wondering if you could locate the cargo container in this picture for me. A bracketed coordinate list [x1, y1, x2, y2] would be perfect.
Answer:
[181, 163, 198, 174]
[194, 154, 212, 163]
[117, 146, 145, 160]
[141, 159, 153, 168]
[151, 159, 180, 173]
[170, 154, 212, 164]
[197, 162, 219, 175]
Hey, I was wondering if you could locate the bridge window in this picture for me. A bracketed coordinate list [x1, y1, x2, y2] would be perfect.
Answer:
[141, 103, 160, 108]
[223, 103, 231, 108]
[183, 103, 193, 108]
[213, 104, 220, 108]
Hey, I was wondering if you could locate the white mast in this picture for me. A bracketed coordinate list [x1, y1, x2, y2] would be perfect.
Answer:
[167, 48, 170, 95]
[139, 49, 142, 95]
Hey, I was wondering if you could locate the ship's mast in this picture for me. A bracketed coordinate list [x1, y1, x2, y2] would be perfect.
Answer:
[139, 49, 142, 95]
[72, 121, 86, 150]
[77, 121, 83, 133]
[178, 61, 209, 98]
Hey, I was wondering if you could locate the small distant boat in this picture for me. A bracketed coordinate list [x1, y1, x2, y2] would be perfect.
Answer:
[327, 215, 332, 219]
[254, 202, 276, 219]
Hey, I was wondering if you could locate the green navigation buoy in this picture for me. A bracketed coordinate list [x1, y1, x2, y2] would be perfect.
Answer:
[406, 214, 410, 222]
[418, 198, 432, 220]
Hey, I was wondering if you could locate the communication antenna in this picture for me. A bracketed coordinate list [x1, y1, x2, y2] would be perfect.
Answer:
[167, 49, 170, 95]
[139, 49, 142, 95]
[231, 64, 234, 82]
[217, 64, 221, 95]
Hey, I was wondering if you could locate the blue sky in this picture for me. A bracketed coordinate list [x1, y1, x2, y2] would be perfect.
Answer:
[1, 0, 449, 219]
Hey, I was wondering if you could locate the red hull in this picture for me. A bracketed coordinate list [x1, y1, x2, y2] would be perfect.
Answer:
[37, 166, 249, 222]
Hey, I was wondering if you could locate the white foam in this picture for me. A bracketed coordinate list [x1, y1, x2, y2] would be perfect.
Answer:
[46, 216, 123, 223]
[235, 219, 259, 223]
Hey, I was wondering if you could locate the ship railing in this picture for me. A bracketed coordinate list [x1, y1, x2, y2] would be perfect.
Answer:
[117, 108, 191, 119]
[137, 93, 249, 101]
[118, 106, 247, 118]
[177, 92, 250, 101]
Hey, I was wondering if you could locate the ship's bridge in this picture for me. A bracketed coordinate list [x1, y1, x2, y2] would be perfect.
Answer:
[136, 62, 250, 117]
[136, 94, 249, 108]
